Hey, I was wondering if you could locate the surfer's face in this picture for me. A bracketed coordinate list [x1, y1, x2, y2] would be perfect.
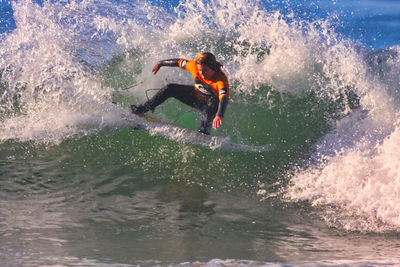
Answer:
[197, 64, 216, 80]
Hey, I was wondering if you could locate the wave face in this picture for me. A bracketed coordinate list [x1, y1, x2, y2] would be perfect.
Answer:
[1, 0, 400, 265]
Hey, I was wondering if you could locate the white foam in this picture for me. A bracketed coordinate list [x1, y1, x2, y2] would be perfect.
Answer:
[287, 119, 400, 232]
[0, 0, 132, 142]
[0, 0, 363, 143]
[284, 43, 400, 232]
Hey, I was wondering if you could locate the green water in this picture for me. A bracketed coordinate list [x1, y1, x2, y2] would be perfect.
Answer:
[2, 133, 400, 266]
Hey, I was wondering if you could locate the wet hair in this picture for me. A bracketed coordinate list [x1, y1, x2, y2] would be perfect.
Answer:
[195, 52, 222, 72]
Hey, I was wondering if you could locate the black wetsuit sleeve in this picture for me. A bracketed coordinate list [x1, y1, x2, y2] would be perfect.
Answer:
[216, 96, 229, 118]
[157, 58, 180, 67]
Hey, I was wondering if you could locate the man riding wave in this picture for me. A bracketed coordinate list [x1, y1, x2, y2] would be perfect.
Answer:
[131, 52, 229, 135]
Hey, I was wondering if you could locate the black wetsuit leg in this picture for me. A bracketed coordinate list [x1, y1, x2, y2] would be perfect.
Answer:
[134, 83, 197, 113]
[134, 83, 218, 135]
[198, 96, 219, 135]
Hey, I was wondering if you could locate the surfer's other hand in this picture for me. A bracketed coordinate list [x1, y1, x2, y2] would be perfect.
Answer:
[213, 116, 222, 129]
[152, 63, 160, 75]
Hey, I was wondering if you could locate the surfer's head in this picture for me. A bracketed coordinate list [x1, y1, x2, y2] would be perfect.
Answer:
[195, 52, 222, 80]
[195, 52, 222, 71]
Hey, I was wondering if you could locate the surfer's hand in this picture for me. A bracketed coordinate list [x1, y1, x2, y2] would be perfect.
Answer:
[152, 63, 160, 74]
[213, 116, 222, 129]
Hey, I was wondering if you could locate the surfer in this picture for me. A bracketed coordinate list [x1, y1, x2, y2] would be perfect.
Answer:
[130, 52, 229, 135]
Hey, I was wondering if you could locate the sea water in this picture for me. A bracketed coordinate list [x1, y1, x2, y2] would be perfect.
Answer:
[1, 0, 400, 266]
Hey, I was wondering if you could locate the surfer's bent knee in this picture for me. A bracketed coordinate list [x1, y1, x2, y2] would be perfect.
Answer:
[163, 83, 179, 92]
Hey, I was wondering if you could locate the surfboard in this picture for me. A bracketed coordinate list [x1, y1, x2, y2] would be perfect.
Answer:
[120, 110, 274, 152]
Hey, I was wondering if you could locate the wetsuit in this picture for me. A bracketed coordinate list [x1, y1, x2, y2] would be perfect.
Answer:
[132, 58, 229, 134]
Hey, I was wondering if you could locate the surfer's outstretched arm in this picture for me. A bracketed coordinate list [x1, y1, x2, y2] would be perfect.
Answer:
[152, 59, 180, 74]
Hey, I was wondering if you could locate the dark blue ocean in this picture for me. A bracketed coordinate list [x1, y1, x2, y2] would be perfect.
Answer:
[1, 0, 400, 266]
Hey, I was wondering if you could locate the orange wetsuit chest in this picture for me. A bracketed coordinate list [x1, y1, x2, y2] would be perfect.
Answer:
[178, 59, 229, 101]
